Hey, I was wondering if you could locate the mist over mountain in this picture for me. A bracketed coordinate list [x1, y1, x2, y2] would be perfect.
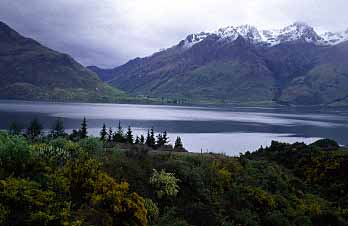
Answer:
[90, 22, 348, 105]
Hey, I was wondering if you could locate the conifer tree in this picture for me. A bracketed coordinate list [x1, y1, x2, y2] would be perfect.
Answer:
[100, 123, 107, 141]
[107, 127, 113, 142]
[149, 128, 156, 148]
[51, 118, 65, 138]
[156, 133, 164, 147]
[27, 118, 43, 139]
[162, 131, 168, 145]
[113, 121, 126, 143]
[126, 126, 134, 144]
[79, 117, 88, 139]
[140, 135, 145, 144]
[145, 129, 151, 146]
[135, 136, 140, 144]
[156, 131, 169, 147]
[174, 136, 183, 149]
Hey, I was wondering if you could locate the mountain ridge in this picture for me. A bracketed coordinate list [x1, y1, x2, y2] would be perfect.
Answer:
[179, 22, 348, 50]
[90, 22, 348, 106]
[0, 21, 129, 103]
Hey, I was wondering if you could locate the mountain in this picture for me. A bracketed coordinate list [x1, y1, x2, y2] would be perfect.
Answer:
[0, 21, 127, 102]
[90, 22, 348, 105]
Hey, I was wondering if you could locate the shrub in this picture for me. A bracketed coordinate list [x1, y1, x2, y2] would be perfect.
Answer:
[0, 177, 70, 226]
[78, 137, 104, 155]
[0, 133, 32, 174]
[63, 156, 148, 226]
[150, 169, 180, 199]
[144, 198, 159, 224]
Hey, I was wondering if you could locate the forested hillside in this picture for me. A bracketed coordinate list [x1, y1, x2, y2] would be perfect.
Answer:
[1, 118, 347, 226]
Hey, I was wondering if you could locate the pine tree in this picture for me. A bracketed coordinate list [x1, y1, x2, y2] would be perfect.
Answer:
[156, 133, 164, 147]
[156, 131, 169, 147]
[113, 121, 126, 143]
[100, 123, 107, 141]
[8, 121, 21, 135]
[149, 128, 156, 148]
[174, 136, 183, 149]
[79, 117, 88, 139]
[145, 129, 151, 146]
[51, 118, 65, 138]
[162, 131, 168, 145]
[135, 136, 140, 144]
[126, 126, 134, 144]
[27, 118, 43, 139]
[140, 135, 145, 144]
[107, 127, 113, 142]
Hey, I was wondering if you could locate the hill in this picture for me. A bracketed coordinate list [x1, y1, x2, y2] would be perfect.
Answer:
[1, 127, 348, 226]
[90, 23, 348, 105]
[0, 21, 127, 102]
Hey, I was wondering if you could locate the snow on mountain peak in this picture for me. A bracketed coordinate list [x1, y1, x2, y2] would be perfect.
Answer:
[276, 22, 323, 44]
[235, 25, 263, 43]
[215, 26, 239, 41]
[182, 32, 210, 48]
[180, 23, 348, 49]
[320, 28, 348, 45]
[213, 25, 264, 43]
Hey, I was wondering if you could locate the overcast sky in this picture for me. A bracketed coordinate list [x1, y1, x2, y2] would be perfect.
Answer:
[0, 0, 347, 68]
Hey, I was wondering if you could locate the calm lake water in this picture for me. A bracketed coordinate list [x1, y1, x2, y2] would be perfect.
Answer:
[0, 100, 348, 155]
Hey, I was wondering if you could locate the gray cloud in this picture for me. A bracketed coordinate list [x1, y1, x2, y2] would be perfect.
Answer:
[1, 0, 348, 68]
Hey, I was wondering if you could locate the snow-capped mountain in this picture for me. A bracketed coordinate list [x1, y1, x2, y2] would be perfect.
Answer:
[91, 21, 348, 106]
[181, 22, 347, 49]
[321, 29, 348, 45]
[182, 32, 210, 48]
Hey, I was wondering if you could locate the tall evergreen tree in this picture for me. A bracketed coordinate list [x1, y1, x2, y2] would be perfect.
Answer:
[100, 123, 107, 141]
[135, 136, 140, 144]
[79, 117, 88, 139]
[149, 128, 156, 148]
[107, 127, 113, 142]
[27, 118, 43, 139]
[156, 131, 169, 147]
[174, 136, 183, 149]
[126, 126, 134, 144]
[162, 131, 168, 145]
[156, 133, 164, 147]
[8, 121, 21, 135]
[113, 121, 125, 143]
[140, 135, 145, 144]
[145, 129, 151, 146]
[51, 118, 65, 138]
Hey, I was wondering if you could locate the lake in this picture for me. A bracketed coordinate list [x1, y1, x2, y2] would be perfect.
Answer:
[0, 100, 347, 155]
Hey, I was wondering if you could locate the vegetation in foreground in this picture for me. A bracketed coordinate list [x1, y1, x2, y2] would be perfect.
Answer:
[1, 118, 348, 226]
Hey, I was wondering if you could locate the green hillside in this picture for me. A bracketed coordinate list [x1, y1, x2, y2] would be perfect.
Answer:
[1, 122, 348, 226]
[0, 21, 127, 102]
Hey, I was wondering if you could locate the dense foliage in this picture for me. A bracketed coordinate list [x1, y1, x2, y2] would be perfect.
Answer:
[0, 118, 348, 226]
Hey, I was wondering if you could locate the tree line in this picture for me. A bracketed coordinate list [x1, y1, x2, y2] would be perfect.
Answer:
[8, 117, 185, 150]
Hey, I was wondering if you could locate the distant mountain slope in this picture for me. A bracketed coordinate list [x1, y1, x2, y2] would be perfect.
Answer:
[0, 21, 126, 102]
[91, 22, 348, 105]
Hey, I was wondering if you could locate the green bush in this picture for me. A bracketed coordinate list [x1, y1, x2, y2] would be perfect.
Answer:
[0, 177, 70, 226]
[150, 169, 180, 199]
[78, 137, 104, 155]
[144, 198, 159, 224]
[0, 133, 32, 175]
